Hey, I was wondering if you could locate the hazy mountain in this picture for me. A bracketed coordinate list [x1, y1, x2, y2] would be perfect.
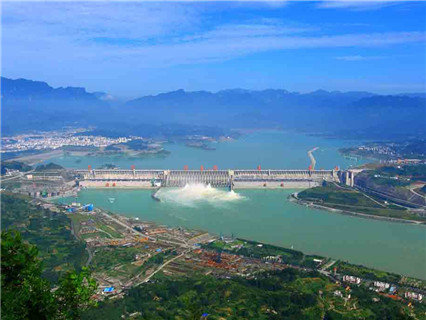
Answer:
[1, 77, 103, 103]
[2, 77, 424, 139]
[396, 93, 426, 98]
[1, 77, 109, 134]
[126, 88, 375, 112]
[127, 89, 425, 139]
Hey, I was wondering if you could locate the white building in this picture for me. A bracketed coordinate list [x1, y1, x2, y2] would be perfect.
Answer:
[405, 292, 423, 301]
[373, 281, 390, 290]
[343, 275, 361, 284]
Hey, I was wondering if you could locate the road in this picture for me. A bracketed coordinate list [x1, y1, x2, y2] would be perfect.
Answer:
[96, 209, 191, 248]
[1, 169, 34, 182]
[135, 249, 191, 286]
[69, 215, 93, 266]
[355, 184, 425, 209]
[409, 186, 426, 206]
[321, 259, 337, 271]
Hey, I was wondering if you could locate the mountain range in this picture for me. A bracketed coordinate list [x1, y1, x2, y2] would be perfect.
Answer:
[1, 77, 425, 139]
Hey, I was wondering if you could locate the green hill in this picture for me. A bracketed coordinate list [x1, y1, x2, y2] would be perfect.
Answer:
[1, 193, 87, 282]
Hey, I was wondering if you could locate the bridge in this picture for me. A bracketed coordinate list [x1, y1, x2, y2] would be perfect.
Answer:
[74, 165, 352, 189]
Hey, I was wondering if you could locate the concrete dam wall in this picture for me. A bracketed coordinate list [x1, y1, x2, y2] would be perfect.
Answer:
[75, 168, 343, 189]
[233, 180, 320, 189]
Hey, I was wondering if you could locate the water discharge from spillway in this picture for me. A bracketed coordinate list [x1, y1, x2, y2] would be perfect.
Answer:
[156, 183, 245, 207]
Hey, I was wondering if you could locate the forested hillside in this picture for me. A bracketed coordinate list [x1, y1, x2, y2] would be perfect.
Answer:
[1, 193, 87, 282]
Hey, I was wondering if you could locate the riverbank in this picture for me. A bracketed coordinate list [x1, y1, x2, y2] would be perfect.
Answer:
[290, 192, 425, 225]
[9, 146, 171, 167]
[13, 149, 64, 166]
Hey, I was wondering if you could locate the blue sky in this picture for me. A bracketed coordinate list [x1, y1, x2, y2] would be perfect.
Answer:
[2, 1, 425, 98]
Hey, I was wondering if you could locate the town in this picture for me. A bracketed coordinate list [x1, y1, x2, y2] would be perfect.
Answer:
[339, 140, 426, 163]
[1, 129, 136, 153]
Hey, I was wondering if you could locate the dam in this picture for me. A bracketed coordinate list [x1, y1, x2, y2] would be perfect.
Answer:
[75, 166, 354, 189]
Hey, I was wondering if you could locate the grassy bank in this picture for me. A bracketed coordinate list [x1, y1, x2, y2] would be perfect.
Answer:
[298, 184, 426, 222]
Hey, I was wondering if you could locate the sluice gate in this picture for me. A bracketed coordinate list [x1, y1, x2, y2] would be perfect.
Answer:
[164, 170, 230, 187]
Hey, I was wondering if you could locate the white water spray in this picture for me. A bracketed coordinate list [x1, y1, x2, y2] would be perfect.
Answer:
[156, 183, 245, 207]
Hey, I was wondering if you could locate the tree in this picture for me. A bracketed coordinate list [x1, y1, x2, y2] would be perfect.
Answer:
[1, 230, 97, 320]
[1, 230, 55, 320]
[54, 268, 98, 320]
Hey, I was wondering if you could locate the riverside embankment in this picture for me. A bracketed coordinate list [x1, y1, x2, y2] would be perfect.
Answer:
[290, 192, 425, 225]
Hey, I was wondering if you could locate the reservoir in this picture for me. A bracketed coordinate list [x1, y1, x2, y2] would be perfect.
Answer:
[50, 131, 425, 279]
[45, 130, 364, 170]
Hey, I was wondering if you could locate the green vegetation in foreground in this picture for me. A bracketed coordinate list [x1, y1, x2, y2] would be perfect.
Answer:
[82, 268, 425, 320]
[298, 183, 425, 221]
[1, 230, 97, 320]
[1, 193, 87, 282]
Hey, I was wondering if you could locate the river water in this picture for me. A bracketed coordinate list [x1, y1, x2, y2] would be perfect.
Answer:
[46, 130, 362, 170]
[52, 131, 426, 279]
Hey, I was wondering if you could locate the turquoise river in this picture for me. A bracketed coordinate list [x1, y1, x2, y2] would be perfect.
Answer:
[51, 131, 425, 279]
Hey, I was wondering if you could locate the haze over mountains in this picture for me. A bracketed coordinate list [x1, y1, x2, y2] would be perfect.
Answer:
[2, 77, 425, 140]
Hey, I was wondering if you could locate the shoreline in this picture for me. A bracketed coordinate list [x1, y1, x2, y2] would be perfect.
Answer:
[12, 149, 64, 166]
[49, 188, 426, 280]
[289, 193, 425, 225]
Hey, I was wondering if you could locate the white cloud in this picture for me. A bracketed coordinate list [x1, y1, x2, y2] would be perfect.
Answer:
[316, 1, 418, 11]
[181, 23, 315, 42]
[335, 55, 387, 61]
[2, 2, 425, 78]
[95, 31, 424, 67]
[2, 2, 201, 41]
